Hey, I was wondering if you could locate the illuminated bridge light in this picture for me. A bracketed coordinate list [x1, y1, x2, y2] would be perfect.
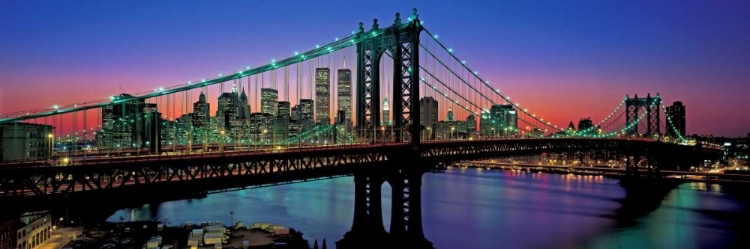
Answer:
[462, 60, 466, 64]
[246, 66, 250, 70]
[335, 37, 339, 41]
[316, 45, 320, 49]
[294, 51, 299, 55]
[434, 35, 439, 39]
[448, 48, 453, 53]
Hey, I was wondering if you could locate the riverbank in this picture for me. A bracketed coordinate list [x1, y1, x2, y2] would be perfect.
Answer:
[47, 220, 309, 249]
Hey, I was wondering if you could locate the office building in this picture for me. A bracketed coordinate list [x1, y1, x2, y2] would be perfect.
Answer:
[300, 99, 315, 131]
[419, 97, 438, 140]
[0, 123, 54, 162]
[248, 113, 274, 144]
[315, 68, 331, 125]
[666, 101, 686, 137]
[337, 68, 352, 127]
[274, 101, 291, 143]
[290, 105, 302, 140]
[489, 104, 518, 136]
[217, 91, 238, 131]
[97, 94, 161, 152]
[261, 88, 278, 117]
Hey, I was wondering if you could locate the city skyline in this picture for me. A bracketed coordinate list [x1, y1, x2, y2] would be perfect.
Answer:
[1, 0, 748, 136]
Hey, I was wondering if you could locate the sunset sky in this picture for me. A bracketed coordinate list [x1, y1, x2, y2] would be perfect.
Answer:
[1, 0, 748, 136]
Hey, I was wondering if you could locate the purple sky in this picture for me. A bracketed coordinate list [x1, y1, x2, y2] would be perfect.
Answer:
[1, 0, 748, 136]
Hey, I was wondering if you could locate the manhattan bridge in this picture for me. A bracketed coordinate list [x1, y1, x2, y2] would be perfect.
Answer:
[0, 9, 724, 248]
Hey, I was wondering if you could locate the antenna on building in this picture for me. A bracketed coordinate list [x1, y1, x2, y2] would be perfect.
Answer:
[118, 86, 124, 94]
[343, 54, 346, 69]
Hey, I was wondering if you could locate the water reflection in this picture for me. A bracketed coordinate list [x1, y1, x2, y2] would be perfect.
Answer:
[108, 168, 748, 248]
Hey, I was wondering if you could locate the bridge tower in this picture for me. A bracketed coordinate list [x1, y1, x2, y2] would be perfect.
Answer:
[341, 8, 432, 249]
[355, 9, 422, 145]
[625, 93, 661, 136]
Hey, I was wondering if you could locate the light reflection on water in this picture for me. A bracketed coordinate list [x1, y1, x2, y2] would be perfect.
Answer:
[108, 168, 746, 248]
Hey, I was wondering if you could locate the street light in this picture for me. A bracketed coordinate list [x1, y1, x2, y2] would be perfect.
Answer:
[220, 130, 226, 152]
[263, 129, 268, 148]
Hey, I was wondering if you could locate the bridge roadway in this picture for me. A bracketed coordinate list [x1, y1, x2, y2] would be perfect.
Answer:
[0, 138, 721, 200]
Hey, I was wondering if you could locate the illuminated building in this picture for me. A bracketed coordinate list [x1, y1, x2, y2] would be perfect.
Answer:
[315, 68, 331, 125]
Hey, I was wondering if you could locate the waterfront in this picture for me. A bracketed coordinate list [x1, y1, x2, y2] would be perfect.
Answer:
[108, 168, 750, 248]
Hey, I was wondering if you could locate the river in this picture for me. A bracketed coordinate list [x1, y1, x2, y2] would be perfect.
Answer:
[107, 167, 750, 248]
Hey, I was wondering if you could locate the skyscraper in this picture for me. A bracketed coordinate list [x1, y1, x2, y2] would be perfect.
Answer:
[666, 101, 686, 137]
[290, 105, 301, 140]
[382, 97, 391, 126]
[315, 68, 331, 125]
[337, 68, 352, 127]
[192, 92, 210, 128]
[274, 101, 291, 142]
[98, 94, 161, 152]
[489, 104, 518, 136]
[480, 108, 493, 136]
[300, 99, 315, 131]
[261, 88, 278, 116]
[419, 97, 438, 140]
[238, 86, 250, 119]
[217, 92, 238, 130]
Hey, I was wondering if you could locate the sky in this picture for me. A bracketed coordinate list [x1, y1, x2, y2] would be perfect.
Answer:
[0, 0, 748, 136]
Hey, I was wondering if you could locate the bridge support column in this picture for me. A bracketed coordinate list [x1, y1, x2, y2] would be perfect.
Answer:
[338, 172, 387, 249]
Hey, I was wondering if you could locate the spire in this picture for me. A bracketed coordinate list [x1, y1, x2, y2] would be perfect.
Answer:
[322, 239, 327, 249]
[343, 54, 346, 69]
[383, 97, 390, 111]
[199, 92, 206, 102]
[313, 239, 319, 249]
[447, 106, 454, 121]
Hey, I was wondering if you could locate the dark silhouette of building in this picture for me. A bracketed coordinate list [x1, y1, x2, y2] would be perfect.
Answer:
[665, 101, 686, 137]
[419, 97, 438, 140]
[578, 118, 594, 134]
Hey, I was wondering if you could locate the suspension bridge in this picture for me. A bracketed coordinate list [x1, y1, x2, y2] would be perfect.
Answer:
[0, 9, 724, 248]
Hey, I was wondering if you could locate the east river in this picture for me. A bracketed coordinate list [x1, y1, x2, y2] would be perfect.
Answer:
[108, 167, 750, 248]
